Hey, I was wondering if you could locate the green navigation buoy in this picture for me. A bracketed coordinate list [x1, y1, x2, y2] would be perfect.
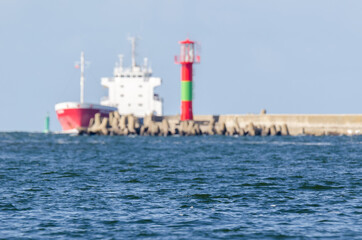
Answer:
[44, 112, 50, 133]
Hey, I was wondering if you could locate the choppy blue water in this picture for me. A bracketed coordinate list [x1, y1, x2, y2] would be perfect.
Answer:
[0, 133, 361, 239]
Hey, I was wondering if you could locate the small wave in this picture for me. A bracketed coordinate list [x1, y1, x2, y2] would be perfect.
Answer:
[241, 182, 276, 187]
[299, 183, 342, 190]
[134, 219, 154, 224]
[118, 168, 131, 172]
[239, 140, 334, 147]
[279, 208, 317, 214]
[56, 172, 82, 178]
[41, 171, 57, 175]
[123, 194, 141, 199]
[86, 139, 106, 145]
[213, 226, 246, 233]
[56, 139, 80, 145]
[38, 222, 58, 228]
[270, 141, 333, 146]
[101, 220, 119, 225]
[24, 187, 42, 192]
[124, 179, 141, 183]
[191, 193, 212, 199]
[0, 203, 17, 211]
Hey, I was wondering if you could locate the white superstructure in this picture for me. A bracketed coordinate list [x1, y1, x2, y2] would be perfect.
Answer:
[101, 38, 163, 117]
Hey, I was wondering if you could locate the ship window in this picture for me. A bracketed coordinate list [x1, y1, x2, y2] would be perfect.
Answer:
[120, 85, 124, 88]
[120, 94, 124, 97]
[138, 103, 143, 107]
[128, 103, 131, 107]
[139, 85, 142, 88]
[138, 75, 142, 77]
[126, 75, 130, 77]
[121, 75, 125, 77]
[138, 94, 143, 97]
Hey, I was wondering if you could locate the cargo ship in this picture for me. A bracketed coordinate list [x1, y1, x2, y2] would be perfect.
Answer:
[55, 38, 163, 132]
[55, 52, 117, 132]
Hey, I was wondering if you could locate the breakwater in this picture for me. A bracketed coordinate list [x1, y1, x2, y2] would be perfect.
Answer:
[78, 112, 362, 136]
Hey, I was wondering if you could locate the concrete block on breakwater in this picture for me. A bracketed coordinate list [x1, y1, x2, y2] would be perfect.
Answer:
[78, 112, 362, 136]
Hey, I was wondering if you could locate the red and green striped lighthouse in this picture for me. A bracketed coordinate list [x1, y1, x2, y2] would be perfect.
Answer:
[175, 39, 200, 121]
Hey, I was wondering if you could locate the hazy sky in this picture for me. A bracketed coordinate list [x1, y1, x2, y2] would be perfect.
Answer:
[1, 0, 361, 131]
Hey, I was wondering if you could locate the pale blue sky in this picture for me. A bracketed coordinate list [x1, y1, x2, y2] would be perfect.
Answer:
[1, 0, 361, 131]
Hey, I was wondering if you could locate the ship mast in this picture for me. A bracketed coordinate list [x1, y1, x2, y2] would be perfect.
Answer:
[129, 37, 137, 69]
[80, 51, 85, 104]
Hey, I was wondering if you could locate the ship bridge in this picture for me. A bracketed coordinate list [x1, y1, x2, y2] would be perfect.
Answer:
[101, 38, 163, 117]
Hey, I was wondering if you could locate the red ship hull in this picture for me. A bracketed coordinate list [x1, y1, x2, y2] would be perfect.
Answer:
[55, 102, 117, 132]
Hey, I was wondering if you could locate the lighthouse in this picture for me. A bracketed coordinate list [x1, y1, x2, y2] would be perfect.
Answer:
[175, 39, 200, 121]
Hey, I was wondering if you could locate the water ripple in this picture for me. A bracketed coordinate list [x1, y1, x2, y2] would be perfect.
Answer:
[0, 133, 361, 239]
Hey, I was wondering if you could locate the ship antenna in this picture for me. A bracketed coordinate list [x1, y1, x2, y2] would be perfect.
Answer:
[118, 54, 124, 69]
[143, 57, 148, 71]
[128, 37, 137, 68]
[80, 51, 85, 104]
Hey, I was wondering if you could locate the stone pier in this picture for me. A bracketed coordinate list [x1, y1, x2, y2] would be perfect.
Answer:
[79, 112, 362, 136]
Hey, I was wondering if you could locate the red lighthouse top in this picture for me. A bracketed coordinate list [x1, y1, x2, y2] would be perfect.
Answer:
[179, 38, 194, 44]
[175, 38, 200, 64]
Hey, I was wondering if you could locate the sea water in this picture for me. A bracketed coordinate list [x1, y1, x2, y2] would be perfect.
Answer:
[0, 132, 361, 239]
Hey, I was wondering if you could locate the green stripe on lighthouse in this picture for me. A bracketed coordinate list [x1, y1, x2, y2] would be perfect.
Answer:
[181, 81, 192, 101]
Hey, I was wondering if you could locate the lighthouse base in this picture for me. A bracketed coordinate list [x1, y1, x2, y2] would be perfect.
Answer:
[181, 101, 193, 121]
